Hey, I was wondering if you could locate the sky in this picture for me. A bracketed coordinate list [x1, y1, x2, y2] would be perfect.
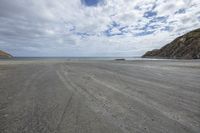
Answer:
[0, 0, 200, 57]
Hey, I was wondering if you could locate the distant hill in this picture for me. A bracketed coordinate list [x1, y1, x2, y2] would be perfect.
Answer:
[142, 28, 200, 59]
[0, 50, 13, 58]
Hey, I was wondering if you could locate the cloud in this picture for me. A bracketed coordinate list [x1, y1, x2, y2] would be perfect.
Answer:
[0, 0, 199, 57]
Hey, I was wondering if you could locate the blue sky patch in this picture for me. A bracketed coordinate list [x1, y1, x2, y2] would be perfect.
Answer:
[104, 31, 123, 36]
[135, 30, 155, 36]
[144, 11, 157, 18]
[135, 16, 168, 36]
[102, 21, 125, 36]
[151, 16, 168, 23]
[161, 26, 174, 32]
[198, 16, 200, 21]
[81, 0, 103, 6]
[76, 32, 94, 38]
[175, 8, 186, 14]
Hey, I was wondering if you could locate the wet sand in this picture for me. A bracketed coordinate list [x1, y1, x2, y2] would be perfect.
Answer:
[0, 59, 200, 133]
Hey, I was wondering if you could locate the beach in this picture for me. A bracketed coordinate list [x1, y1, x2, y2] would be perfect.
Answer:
[0, 59, 200, 133]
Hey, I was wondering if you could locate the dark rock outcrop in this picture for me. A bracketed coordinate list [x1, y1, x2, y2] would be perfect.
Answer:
[0, 50, 13, 58]
[142, 28, 200, 59]
[115, 58, 126, 61]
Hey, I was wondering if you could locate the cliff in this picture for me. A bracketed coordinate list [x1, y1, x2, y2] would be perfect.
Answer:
[142, 28, 200, 59]
[0, 50, 13, 58]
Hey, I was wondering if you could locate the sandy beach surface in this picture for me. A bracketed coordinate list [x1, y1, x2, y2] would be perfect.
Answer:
[0, 59, 200, 133]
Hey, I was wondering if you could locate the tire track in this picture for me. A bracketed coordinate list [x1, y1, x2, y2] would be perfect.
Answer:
[54, 94, 73, 133]
[60, 63, 197, 133]
[57, 64, 130, 133]
[1, 65, 48, 133]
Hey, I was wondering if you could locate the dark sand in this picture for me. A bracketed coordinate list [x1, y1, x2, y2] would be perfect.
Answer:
[0, 60, 200, 133]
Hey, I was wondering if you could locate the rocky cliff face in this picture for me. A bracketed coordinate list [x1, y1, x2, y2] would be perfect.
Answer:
[0, 50, 13, 58]
[142, 28, 200, 59]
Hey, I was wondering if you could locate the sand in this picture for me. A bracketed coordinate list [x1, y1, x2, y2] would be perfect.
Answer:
[0, 59, 200, 133]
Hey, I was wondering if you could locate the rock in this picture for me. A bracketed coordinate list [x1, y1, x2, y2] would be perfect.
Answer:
[0, 50, 13, 58]
[115, 58, 126, 61]
[142, 28, 200, 59]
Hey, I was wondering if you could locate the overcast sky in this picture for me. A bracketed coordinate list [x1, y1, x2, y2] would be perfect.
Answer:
[0, 0, 200, 57]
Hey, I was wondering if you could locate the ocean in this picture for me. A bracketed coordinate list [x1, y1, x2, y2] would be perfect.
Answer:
[0, 57, 166, 61]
